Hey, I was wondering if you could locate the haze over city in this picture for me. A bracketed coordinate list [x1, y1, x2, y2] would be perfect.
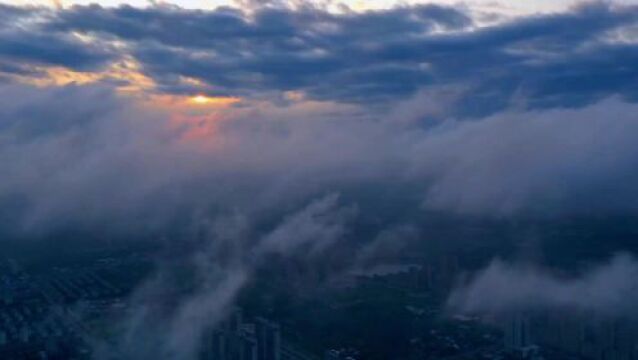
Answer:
[1, 0, 638, 359]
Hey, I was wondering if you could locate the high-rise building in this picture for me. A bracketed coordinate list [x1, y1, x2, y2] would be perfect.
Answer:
[225, 308, 245, 360]
[200, 328, 227, 360]
[226, 308, 243, 335]
[200, 310, 283, 360]
[504, 313, 533, 349]
[502, 310, 638, 360]
[239, 333, 257, 360]
[255, 317, 281, 360]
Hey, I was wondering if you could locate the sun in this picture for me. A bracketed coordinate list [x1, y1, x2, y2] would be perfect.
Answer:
[191, 95, 212, 104]
[188, 94, 241, 106]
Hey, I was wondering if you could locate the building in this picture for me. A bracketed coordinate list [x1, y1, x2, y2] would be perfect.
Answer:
[255, 317, 281, 360]
[200, 328, 228, 360]
[239, 333, 257, 360]
[502, 310, 638, 360]
[199, 308, 264, 360]
[225, 308, 243, 334]
[504, 313, 534, 349]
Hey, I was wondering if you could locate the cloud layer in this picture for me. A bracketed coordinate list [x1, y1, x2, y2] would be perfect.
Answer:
[1, 2, 637, 115]
[2, 82, 638, 237]
[448, 253, 638, 318]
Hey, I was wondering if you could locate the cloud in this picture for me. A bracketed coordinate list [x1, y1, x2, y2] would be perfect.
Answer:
[257, 193, 357, 257]
[354, 224, 420, 267]
[0, 84, 185, 234]
[3, 83, 638, 237]
[0, 82, 407, 235]
[94, 193, 356, 359]
[412, 98, 638, 216]
[0, 30, 115, 71]
[0, 5, 116, 73]
[447, 253, 638, 318]
[21, 2, 635, 113]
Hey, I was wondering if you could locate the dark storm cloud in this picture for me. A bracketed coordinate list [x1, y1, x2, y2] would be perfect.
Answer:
[36, 2, 638, 113]
[46, 3, 472, 101]
[0, 5, 116, 74]
[365, 2, 638, 114]
[0, 30, 114, 70]
[49, 4, 470, 48]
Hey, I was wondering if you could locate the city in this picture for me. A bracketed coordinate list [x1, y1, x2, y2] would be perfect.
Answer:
[3, 223, 638, 360]
[1, 0, 638, 359]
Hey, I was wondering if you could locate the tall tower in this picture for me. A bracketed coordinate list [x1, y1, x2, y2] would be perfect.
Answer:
[504, 313, 534, 349]
[255, 317, 281, 360]
[226, 307, 243, 334]
[200, 328, 227, 360]
[239, 333, 258, 360]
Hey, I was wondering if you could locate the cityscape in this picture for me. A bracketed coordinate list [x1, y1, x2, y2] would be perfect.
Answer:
[3, 223, 638, 359]
[2, 0, 638, 359]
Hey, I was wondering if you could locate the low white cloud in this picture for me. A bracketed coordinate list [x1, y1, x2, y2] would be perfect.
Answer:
[92, 192, 356, 359]
[447, 253, 638, 317]
[2, 84, 638, 236]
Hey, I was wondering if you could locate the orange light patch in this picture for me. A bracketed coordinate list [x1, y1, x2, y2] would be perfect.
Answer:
[189, 94, 240, 106]
[191, 95, 211, 104]
[179, 76, 208, 88]
[284, 90, 305, 102]
[13, 58, 156, 96]
[145, 94, 240, 111]
[11, 60, 242, 112]
[171, 113, 224, 143]
[18, 67, 102, 87]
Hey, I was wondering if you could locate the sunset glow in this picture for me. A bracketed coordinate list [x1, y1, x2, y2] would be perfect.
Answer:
[188, 94, 240, 106]
[186, 95, 241, 108]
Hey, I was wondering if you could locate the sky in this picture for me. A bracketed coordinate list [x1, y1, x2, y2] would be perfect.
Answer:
[1, 0, 638, 236]
[6, 0, 632, 12]
[2, 0, 638, 113]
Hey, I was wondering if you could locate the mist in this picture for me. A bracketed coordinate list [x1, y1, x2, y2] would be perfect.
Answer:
[3, 84, 638, 239]
[447, 253, 638, 318]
